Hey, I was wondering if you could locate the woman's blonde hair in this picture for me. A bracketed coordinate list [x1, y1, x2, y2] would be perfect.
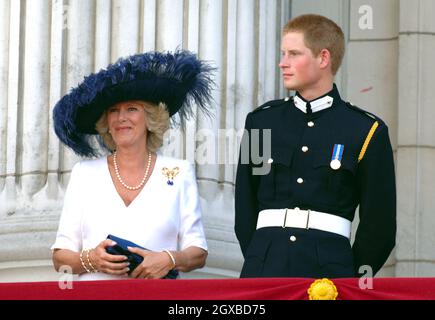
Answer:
[95, 101, 170, 153]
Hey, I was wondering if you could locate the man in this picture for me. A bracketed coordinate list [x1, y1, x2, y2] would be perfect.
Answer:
[235, 14, 396, 278]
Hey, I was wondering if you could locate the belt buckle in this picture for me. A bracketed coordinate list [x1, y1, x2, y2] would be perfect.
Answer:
[305, 209, 311, 229]
[293, 207, 311, 229]
[282, 208, 288, 228]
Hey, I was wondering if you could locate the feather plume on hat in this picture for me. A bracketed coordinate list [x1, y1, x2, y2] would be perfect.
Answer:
[53, 50, 215, 157]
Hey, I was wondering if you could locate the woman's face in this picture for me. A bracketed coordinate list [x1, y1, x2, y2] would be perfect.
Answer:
[107, 100, 148, 149]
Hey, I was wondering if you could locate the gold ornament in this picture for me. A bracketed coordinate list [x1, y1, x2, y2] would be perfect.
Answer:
[162, 167, 180, 185]
[307, 278, 338, 300]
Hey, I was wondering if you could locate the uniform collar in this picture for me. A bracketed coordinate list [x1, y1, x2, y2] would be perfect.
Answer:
[294, 84, 341, 114]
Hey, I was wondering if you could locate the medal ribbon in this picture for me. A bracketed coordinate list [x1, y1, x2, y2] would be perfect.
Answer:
[332, 144, 344, 162]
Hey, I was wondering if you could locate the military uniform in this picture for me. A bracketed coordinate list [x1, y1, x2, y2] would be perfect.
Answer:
[235, 84, 396, 278]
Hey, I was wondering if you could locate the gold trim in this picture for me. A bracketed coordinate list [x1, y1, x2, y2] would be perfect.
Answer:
[162, 167, 180, 183]
[358, 121, 379, 162]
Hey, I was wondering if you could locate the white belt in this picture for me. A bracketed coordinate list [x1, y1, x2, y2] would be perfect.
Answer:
[256, 208, 351, 239]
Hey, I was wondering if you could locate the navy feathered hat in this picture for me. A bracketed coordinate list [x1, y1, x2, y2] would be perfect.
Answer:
[53, 50, 215, 157]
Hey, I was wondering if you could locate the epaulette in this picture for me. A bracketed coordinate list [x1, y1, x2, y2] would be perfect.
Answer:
[252, 97, 293, 114]
[345, 101, 381, 122]
[346, 102, 383, 162]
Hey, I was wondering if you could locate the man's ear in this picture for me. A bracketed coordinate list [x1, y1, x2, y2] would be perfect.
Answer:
[318, 49, 331, 70]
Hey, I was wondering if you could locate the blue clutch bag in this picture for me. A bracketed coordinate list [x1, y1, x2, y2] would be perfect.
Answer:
[105, 234, 179, 279]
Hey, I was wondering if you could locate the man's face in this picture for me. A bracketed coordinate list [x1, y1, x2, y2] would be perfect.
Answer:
[279, 32, 322, 92]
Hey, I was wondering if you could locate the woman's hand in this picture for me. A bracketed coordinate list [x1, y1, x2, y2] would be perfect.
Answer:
[90, 239, 130, 276]
[127, 247, 173, 279]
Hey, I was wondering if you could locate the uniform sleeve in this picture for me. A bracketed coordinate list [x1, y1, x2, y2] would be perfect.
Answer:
[50, 162, 84, 252]
[178, 162, 208, 251]
[235, 114, 260, 257]
[353, 124, 396, 275]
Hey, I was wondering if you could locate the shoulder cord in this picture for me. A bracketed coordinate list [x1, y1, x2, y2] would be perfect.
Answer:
[358, 121, 379, 162]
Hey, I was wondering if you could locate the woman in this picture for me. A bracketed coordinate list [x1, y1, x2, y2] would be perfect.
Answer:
[51, 50, 215, 280]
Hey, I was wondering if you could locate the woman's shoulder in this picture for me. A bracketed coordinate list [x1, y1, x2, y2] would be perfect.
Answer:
[71, 157, 107, 174]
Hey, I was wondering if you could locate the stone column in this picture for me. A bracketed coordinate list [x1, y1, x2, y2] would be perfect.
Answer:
[234, 0, 256, 128]
[0, 0, 10, 198]
[0, 0, 66, 282]
[196, 0, 232, 278]
[20, 0, 50, 201]
[258, 0, 280, 102]
[111, 0, 140, 59]
[156, 0, 184, 51]
[0, 0, 19, 218]
[396, 0, 435, 276]
[348, 0, 400, 277]
[141, 0, 157, 52]
[95, 0, 112, 71]
[60, 0, 95, 182]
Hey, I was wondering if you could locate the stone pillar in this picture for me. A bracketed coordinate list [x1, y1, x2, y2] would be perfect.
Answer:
[396, 0, 435, 276]
[61, 0, 95, 181]
[234, 0, 256, 128]
[20, 0, 50, 199]
[196, 0, 231, 278]
[95, 0, 112, 70]
[141, 0, 157, 52]
[156, 0, 184, 51]
[111, 0, 140, 59]
[0, 0, 10, 196]
[34, 0, 65, 213]
[258, 0, 280, 102]
[0, 0, 19, 218]
[347, 0, 399, 276]
[0, 0, 64, 282]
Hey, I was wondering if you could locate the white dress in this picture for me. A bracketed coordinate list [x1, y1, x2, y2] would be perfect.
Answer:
[51, 154, 208, 280]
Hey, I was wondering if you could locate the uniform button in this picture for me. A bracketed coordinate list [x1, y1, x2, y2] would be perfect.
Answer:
[284, 97, 290, 102]
[267, 158, 273, 164]
[297, 178, 304, 184]
[308, 121, 315, 127]
[290, 236, 297, 242]
[302, 146, 309, 152]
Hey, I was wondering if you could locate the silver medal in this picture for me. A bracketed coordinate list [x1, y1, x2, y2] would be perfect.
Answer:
[330, 159, 341, 170]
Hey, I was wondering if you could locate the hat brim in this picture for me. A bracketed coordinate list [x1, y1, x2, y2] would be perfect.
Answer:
[76, 78, 187, 134]
[53, 50, 215, 157]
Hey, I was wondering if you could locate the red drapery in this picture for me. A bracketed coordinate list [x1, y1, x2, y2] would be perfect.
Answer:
[0, 278, 434, 300]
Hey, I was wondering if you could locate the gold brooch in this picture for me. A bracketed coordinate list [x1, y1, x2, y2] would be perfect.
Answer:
[307, 278, 338, 300]
[162, 167, 180, 186]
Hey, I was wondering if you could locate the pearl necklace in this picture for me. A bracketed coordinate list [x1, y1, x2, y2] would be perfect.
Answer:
[113, 151, 152, 191]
